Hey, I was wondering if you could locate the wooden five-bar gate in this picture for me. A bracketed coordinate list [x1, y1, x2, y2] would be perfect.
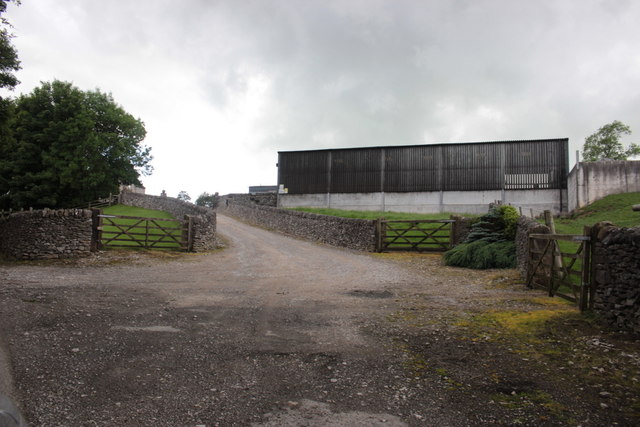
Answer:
[94, 213, 192, 251]
[376, 219, 454, 252]
[526, 227, 593, 311]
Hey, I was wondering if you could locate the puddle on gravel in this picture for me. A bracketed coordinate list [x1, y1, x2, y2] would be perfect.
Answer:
[347, 290, 394, 299]
[112, 325, 182, 333]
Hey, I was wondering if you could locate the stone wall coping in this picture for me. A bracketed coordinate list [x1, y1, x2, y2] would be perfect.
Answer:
[0, 208, 93, 220]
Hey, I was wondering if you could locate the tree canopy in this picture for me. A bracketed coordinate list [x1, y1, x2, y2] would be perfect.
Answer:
[0, 80, 152, 209]
[582, 120, 640, 161]
[0, 0, 20, 92]
[0, 0, 20, 138]
[195, 192, 218, 208]
[177, 191, 191, 202]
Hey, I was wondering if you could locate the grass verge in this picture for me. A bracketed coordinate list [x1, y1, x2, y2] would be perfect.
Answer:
[554, 192, 640, 234]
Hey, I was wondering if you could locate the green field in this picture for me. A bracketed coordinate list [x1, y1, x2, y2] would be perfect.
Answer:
[102, 204, 176, 219]
[100, 205, 183, 250]
[288, 207, 476, 221]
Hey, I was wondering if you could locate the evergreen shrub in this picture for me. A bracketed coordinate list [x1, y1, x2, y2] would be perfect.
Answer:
[443, 240, 516, 269]
[443, 205, 519, 269]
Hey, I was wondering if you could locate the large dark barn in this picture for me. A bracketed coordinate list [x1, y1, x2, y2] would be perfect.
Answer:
[277, 138, 569, 214]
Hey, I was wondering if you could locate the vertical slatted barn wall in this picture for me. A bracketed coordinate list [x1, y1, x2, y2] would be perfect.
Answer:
[330, 148, 381, 193]
[277, 150, 329, 194]
[442, 142, 502, 191]
[504, 140, 568, 189]
[384, 145, 440, 192]
[277, 139, 568, 194]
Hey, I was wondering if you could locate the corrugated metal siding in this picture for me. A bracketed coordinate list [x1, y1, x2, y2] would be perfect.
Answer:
[278, 139, 568, 194]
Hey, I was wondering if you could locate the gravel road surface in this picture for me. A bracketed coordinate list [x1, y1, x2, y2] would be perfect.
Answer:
[0, 214, 638, 426]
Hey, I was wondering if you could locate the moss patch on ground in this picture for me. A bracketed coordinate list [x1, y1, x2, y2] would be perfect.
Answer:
[378, 253, 640, 424]
[455, 307, 640, 418]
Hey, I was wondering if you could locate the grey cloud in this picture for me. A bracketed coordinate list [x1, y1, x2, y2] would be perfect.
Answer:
[35, 0, 640, 156]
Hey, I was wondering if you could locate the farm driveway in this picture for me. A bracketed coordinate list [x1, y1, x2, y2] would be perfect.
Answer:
[0, 214, 638, 426]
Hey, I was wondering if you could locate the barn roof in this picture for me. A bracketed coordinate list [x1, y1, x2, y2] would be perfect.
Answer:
[277, 138, 568, 154]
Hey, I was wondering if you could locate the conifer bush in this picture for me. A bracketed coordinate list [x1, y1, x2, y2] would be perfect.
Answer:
[443, 205, 518, 269]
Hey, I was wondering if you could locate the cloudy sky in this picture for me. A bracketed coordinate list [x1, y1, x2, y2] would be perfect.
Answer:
[3, 0, 640, 197]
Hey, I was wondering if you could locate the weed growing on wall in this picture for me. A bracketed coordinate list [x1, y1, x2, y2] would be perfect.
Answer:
[444, 205, 518, 269]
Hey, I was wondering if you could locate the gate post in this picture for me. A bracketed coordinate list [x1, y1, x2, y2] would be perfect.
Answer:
[185, 215, 194, 252]
[91, 208, 102, 251]
[448, 219, 460, 249]
[580, 225, 592, 311]
[375, 218, 384, 252]
[526, 235, 533, 288]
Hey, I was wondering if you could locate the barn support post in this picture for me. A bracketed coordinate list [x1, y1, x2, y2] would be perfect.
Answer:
[326, 151, 332, 208]
[500, 143, 506, 204]
[437, 145, 444, 205]
[380, 148, 386, 211]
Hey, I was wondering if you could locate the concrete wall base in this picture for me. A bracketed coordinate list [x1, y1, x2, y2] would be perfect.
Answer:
[278, 189, 566, 215]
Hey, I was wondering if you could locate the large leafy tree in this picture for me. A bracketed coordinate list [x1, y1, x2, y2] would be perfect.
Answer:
[0, 80, 152, 209]
[195, 192, 218, 208]
[0, 0, 20, 91]
[177, 190, 191, 202]
[0, 0, 20, 199]
[582, 120, 640, 161]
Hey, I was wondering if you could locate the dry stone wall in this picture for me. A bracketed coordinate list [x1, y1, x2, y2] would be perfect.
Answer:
[0, 209, 94, 260]
[450, 216, 475, 246]
[188, 214, 218, 252]
[224, 201, 376, 251]
[224, 193, 277, 207]
[591, 223, 640, 333]
[515, 216, 551, 277]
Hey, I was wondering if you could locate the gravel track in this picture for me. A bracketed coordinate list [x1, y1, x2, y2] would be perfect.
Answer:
[0, 214, 637, 426]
